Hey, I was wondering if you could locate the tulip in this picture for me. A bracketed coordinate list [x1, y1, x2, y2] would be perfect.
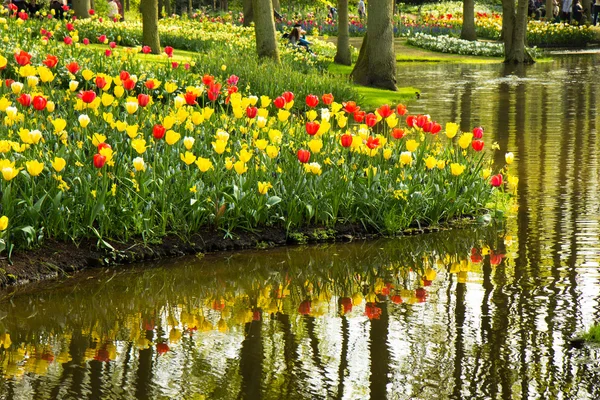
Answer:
[306, 94, 319, 108]
[137, 94, 150, 107]
[377, 104, 394, 119]
[78, 114, 90, 128]
[340, 134, 353, 148]
[233, 160, 247, 175]
[183, 136, 195, 150]
[505, 152, 514, 164]
[79, 90, 96, 104]
[396, 104, 407, 115]
[322, 93, 334, 105]
[51, 157, 66, 172]
[153, 124, 166, 140]
[471, 140, 484, 152]
[490, 174, 503, 187]
[180, 151, 197, 165]
[42, 54, 58, 68]
[184, 91, 197, 105]
[123, 78, 136, 91]
[2, 167, 19, 181]
[472, 126, 484, 139]
[207, 83, 221, 102]
[273, 96, 286, 109]
[445, 122, 459, 138]
[297, 149, 310, 163]
[353, 110, 365, 123]
[282, 91, 294, 103]
[305, 121, 320, 136]
[365, 136, 380, 149]
[142, 45, 151, 54]
[0, 216, 8, 231]
[25, 160, 44, 176]
[416, 114, 428, 128]
[95, 76, 107, 89]
[406, 139, 419, 152]
[83, 38, 90, 45]
[93, 154, 106, 168]
[196, 157, 213, 172]
[97, 142, 111, 152]
[246, 106, 258, 119]
[202, 74, 215, 85]
[406, 115, 417, 127]
[17, 93, 31, 107]
[66, 61, 80, 74]
[450, 163, 465, 176]
[343, 101, 359, 113]
[164, 46, 174, 57]
[132, 157, 146, 172]
[227, 75, 239, 85]
[400, 151, 412, 165]
[32, 95, 47, 111]
[64, 37, 73, 45]
[430, 122, 441, 134]
[98, 34, 107, 43]
[125, 101, 139, 114]
[266, 145, 279, 159]
[257, 181, 273, 195]
[14, 50, 32, 66]
[165, 130, 180, 145]
[392, 128, 405, 139]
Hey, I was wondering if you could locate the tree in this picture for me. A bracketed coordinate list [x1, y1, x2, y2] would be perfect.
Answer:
[72, 0, 90, 18]
[545, 0, 554, 21]
[502, 0, 535, 64]
[461, 0, 477, 41]
[243, 0, 253, 26]
[350, 0, 397, 91]
[252, 0, 279, 61]
[141, 0, 161, 54]
[334, 0, 352, 65]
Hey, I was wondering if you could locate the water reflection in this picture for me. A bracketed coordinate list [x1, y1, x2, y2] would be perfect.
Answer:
[1, 55, 600, 399]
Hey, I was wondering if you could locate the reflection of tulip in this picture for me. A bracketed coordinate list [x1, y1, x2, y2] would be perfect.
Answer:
[415, 288, 427, 300]
[391, 295, 402, 304]
[340, 297, 352, 314]
[505, 152, 514, 165]
[298, 300, 311, 315]
[365, 303, 382, 320]
[156, 343, 169, 355]
[490, 251, 505, 266]
[470, 248, 483, 263]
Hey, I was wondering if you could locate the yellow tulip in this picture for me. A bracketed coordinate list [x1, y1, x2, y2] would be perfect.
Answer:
[400, 151, 412, 165]
[125, 101, 138, 114]
[69, 80, 79, 91]
[191, 111, 204, 125]
[11, 82, 23, 94]
[131, 138, 147, 154]
[383, 148, 393, 160]
[482, 168, 491, 179]
[255, 139, 268, 151]
[203, 107, 214, 120]
[0, 215, 8, 231]
[165, 81, 178, 93]
[165, 130, 181, 145]
[437, 160, 446, 169]
[260, 95, 271, 108]
[52, 157, 66, 172]
[133, 157, 146, 172]
[101, 93, 114, 107]
[266, 145, 279, 159]
[196, 157, 213, 172]
[277, 109, 290, 122]
[337, 113, 347, 128]
[458, 133, 473, 149]
[304, 162, 322, 175]
[406, 139, 419, 152]
[239, 148, 253, 163]
[308, 139, 323, 154]
[180, 151, 197, 165]
[113, 85, 125, 98]
[51, 118, 67, 134]
[258, 181, 273, 195]
[505, 152, 514, 164]
[78, 114, 90, 128]
[26, 160, 44, 176]
[2, 166, 20, 181]
[82, 69, 94, 81]
[233, 161, 247, 175]
[450, 163, 465, 176]
[91, 133, 106, 147]
[183, 136, 195, 150]
[445, 122, 459, 139]
[212, 140, 227, 154]
[46, 101, 55, 112]
[306, 110, 317, 121]
[126, 124, 139, 139]
[0, 97, 11, 112]
[163, 115, 176, 130]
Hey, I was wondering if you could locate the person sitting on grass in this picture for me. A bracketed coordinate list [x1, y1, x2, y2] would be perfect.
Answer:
[287, 23, 313, 54]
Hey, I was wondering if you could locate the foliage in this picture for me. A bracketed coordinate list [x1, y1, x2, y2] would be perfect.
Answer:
[407, 33, 506, 57]
[583, 324, 600, 343]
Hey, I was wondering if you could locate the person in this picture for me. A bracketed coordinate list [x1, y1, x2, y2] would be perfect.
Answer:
[593, 0, 600, 25]
[358, 0, 365, 19]
[115, 0, 124, 20]
[107, 0, 119, 19]
[49, 0, 64, 18]
[553, 0, 561, 20]
[327, 4, 337, 20]
[288, 23, 313, 54]
[561, 0, 573, 21]
[572, 0, 583, 23]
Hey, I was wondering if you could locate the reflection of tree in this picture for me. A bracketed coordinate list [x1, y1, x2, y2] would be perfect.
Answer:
[134, 329, 154, 400]
[369, 299, 390, 399]
[335, 314, 349, 400]
[240, 318, 263, 400]
[451, 276, 466, 400]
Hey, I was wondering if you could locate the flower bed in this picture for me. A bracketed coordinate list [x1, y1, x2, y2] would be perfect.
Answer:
[407, 33, 505, 57]
[0, 9, 514, 255]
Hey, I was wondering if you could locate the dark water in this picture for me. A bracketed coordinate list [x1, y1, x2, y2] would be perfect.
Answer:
[1, 55, 600, 399]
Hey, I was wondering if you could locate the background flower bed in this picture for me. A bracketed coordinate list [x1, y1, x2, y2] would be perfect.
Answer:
[0, 11, 514, 256]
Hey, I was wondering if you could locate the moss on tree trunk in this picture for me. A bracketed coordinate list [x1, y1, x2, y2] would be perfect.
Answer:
[350, 0, 397, 91]
[253, 0, 279, 62]
[334, 0, 352, 66]
[141, 0, 161, 54]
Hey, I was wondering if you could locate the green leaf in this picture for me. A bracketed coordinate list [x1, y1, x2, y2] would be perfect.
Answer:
[266, 196, 281, 208]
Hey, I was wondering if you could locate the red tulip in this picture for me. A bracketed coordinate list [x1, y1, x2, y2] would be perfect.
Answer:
[322, 93, 334, 105]
[64, 37, 73, 45]
[365, 113, 377, 127]
[97, 142, 111, 152]
[42, 55, 58, 68]
[297, 149, 311, 163]
[416, 114, 428, 128]
[164, 46, 174, 57]
[156, 343, 169, 355]
[305, 121, 320, 136]
[207, 83, 221, 102]
[406, 115, 417, 127]
[153, 124, 166, 140]
[14, 50, 32, 66]
[298, 300, 311, 315]
[472, 126, 484, 139]
[273, 96, 286, 109]
[83, 38, 90, 45]
[396, 104, 407, 116]
[340, 297, 352, 314]
[184, 91, 197, 105]
[32, 95, 47, 111]
[430, 122, 441, 134]
[123, 78, 135, 91]
[202, 74, 215, 85]
[353, 110, 365, 123]
[365, 136, 380, 149]
[109, 41, 116, 49]
[88, 9, 95, 15]
[5, 79, 14, 87]
[340, 134, 353, 147]
[93, 153, 106, 168]
[392, 128, 405, 139]
[226, 75, 239, 86]
[119, 70, 130, 81]
[343, 101, 358, 113]
[98, 34, 107, 43]
[137, 94, 150, 107]
[105, 49, 112, 57]
[95, 76, 107, 89]
[246, 106, 257, 119]
[377, 104, 394, 118]
[142, 45, 151, 54]
[17, 94, 32, 107]
[79, 90, 97, 104]
[471, 139, 484, 152]
[18, 11, 28, 20]
[305, 94, 319, 108]
[282, 91, 294, 103]
[391, 295, 403, 304]
[66, 61, 80, 74]
[490, 174, 503, 187]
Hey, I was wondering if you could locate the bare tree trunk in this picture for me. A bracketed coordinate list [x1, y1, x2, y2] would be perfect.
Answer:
[583, 0, 592, 21]
[334, 0, 352, 65]
[350, 0, 397, 91]
[272, 0, 280, 12]
[126, 0, 130, 11]
[545, 0, 554, 20]
[72, 0, 90, 18]
[461, 0, 477, 40]
[253, 0, 279, 61]
[141, 0, 161, 54]
[221, 0, 228, 11]
[188, 0, 192, 16]
[243, 0, 253, 26]
[165, 0, 170, 16]
[502, 0, 535, 63]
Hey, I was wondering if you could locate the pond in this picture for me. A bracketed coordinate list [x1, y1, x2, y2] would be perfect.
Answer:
[1, 55, 600, 399]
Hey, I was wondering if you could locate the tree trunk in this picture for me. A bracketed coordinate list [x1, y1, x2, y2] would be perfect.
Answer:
[334, 0, 352, 65]
[461, 0, 477, 40]
[350, 0, 397, 91]
[141, 0, 161, 54]
[545, 0, 554, 20]
[502, 0, 535, 64]
[188, 0, 192, 16]
[583, 0, 592, 21]
[126, 0, 130, 11]
[72, 0, 90, 18]
[165, 0, 170, 16]
[243, 0, 253, 26]
[253, 0, 279, 61]
[272, 0, 280, 12]
[221, 0, 228, 11]
[158, 0, 163, 18]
